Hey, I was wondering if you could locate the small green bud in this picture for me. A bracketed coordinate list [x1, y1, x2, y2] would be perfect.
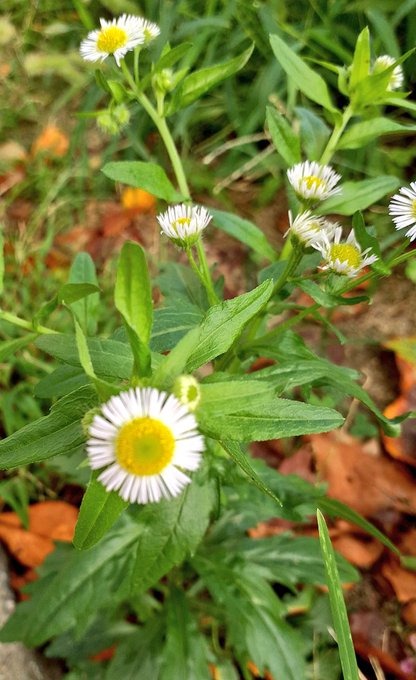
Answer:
[152, 68, 175, 95]
[81, 406, 102, 436]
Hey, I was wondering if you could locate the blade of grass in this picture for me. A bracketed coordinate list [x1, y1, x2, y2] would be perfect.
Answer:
[317, 510, 360, 680]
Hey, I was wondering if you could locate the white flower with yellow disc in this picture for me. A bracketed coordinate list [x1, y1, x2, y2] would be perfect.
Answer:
[87, 387, 204, 504]
[287, 161, 341, 203]
[157, 204, 212, 247]
[388, 182, 416, 241]
[313, 227, 378, 277]
[80, 15, 146, 67]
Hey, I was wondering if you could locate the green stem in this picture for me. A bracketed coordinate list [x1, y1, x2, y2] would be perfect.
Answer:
[195, 239, 219, 305]
[272, 242, 304, 297]
[0, 311, 57, 335]
[319, 105, 353, 166]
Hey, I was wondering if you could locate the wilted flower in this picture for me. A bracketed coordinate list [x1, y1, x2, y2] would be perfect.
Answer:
[287, 161, 342, 203]
[286, 210, 338, 248]
[373, 55, 404, 91]
[87, 387, 204, 504]
[80, 15, 146, 67]
[157, 204, 212, 247]
[313, 227, 378, 277]
[388, 182, 416, 241]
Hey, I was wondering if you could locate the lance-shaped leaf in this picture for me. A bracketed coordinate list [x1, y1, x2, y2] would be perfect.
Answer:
[266, 106, 301, 167]
[270, 33, 337, 114]
[115, 241, 152, 377]
[0, 385, 97, 468]
[319, 176, 401, 215]
[185, 279, 274, 372]
[348, 27, 371, 92]
[210, 209, 276, 262]
[168, 45, 254, 114]
[66, 252, 100, 335]
[102, 161, 182, 202]
[74, 473, 128, 550]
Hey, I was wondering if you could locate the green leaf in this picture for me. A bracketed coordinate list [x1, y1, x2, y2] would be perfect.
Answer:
[0, 385, 97, 469]
[266, 106, 301, 167]
[319, 176, 401, 215]
[0, 519, 144, 646]
[317, 497, 399, 555]
[185, 280, 274, 372]
[58, 283, 100, 306]
[101, 161, 182, 202]
[270, 33, 337, 113]
[160, 589, 211, 680]
[152, 327, 200, 388]
[195, 557, 306, 680]
[295, 107, 330, 161]
[317, 511, 360, 680]
[156, 42, 193, 70]
[35, 334, 133, 380]
[210, 209, 276, 262]
[0, 334, 38, 362]
[74, 474, 129, 550]
[151, 301, 204, 353]
[337, 117, 416, 150]
[73, 317, 118, 400]
[67, 253, 100, 335]
[105, 619, 164, 679]
[34, 365, 88, 399]
[128, 478, 216, 594]
[200, 378, 276, 414]
[352, 211, 389, 275]
[115, 241, 152, 376]
[298, 280, 368, 308]
[168, 45, 254, 114]
[219, 439, 282, 506]
[0, 478, 29, 528]
[348, 27, 371, 91]
[199, 397, 343, 441]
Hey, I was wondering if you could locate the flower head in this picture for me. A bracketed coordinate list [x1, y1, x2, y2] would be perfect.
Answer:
[157, 204, 212, 247]
[287, 210, 338, 248]
[287, 161, 341, 203]
[388, 182, 416, 241]
[87, 387, 204, 504]
[313, 227, 378, 277]
[373, 55, 404, 91]
[173, 375, 201, 412]
[80, 15, 146, 67]
[139, 18, 160, 44]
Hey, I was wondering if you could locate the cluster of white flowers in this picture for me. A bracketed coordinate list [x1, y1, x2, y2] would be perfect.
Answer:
[286, 161, 379, 276]
[80, 14, 160, 66]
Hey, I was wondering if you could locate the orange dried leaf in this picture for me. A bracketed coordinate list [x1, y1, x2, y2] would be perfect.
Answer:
[0, 501, 78, 568]
[331, 534, 383, 569]
[121, 187, 156, 213]
[32, 125, 69, 158]
[381, 558, 416, 603]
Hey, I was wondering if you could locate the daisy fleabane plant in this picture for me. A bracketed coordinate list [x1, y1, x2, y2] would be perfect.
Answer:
[87, 387, 204, 504]
[388, 182, 416, 241]
[157, 204, 212, 247]
[313, 227, 378, 277]
[80, 15, 155, 67]
[287, 161, 342, 203]
[287, 210, 338, 248]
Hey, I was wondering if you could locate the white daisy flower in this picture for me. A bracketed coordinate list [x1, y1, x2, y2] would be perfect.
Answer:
[388, 181, 416, 241]
[373, 55, 404, 91]
[80, 15, 146, 67]
[87, 387, 204, 504]
[286, 210, 339, 248]
[139, 18, 161, 44]
[287, 161, 342, 203]
[157, 204, 212, 247]
[313, 227, 378, 277]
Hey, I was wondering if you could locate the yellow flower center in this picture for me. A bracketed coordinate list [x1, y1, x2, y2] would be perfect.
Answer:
[173, 217, 191, 234]
[97, 26, 128, 54]
[115, 417, 175, 475]
[302, 175, 326, 191]
[330, 243, 361, 269]
[411, 199, 416, 218]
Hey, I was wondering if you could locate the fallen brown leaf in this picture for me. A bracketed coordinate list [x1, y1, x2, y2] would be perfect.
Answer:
[310, 431, 416, 518]
[0, 501, 78, 568]
[332, 533, 384, 569]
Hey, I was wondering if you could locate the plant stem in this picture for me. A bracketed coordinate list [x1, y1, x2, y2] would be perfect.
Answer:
[195, 239, 219, 305]
[319, 105, 353, 165]
[0, 311, 57, 335]
[272, 242, 304, 297]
